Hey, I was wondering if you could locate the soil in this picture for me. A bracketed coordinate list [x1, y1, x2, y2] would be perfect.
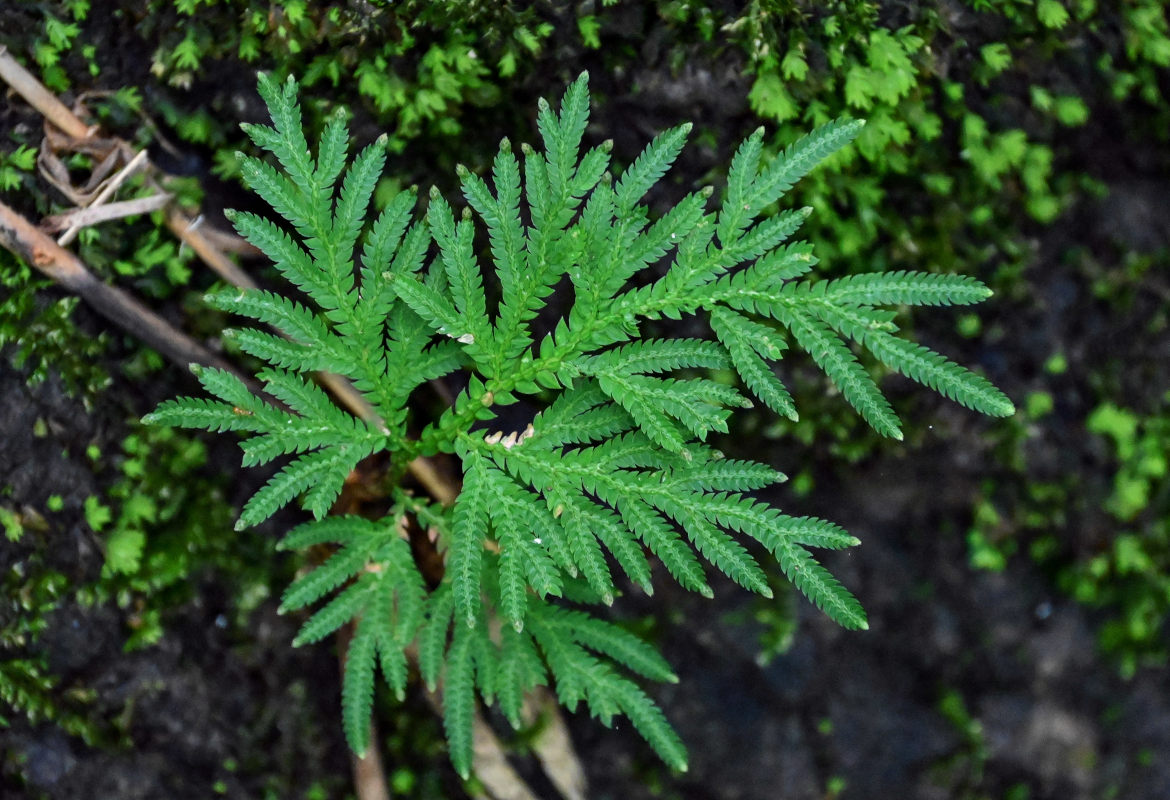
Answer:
[3, 5, 1170, 800]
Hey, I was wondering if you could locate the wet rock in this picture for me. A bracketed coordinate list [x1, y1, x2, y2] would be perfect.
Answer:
[19, 729, 77, 791]
[981, 695, 1097, 797]
[1098, 181, 1170, 253]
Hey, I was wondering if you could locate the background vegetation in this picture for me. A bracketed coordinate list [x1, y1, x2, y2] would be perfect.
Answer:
[2, 1, 1169, 798]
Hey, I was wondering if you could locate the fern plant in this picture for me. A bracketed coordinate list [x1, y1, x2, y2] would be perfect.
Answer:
[144, 72, 1013, 776]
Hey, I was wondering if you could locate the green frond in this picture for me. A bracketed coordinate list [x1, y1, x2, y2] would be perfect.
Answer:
[232, 160, 312, 243]
[723, 206, 810, 262]
[776, 307, 902, 439]
[615, 122, 691, 213]
[568, 140, 612, 200]
[748, 118, 864, 212]
[480, 464, 565, 603]
[418, 585, 453, 691]
[278, 514, 376, 550]
[389, 555, 428, 646]
[578, 339, 732, 375]
[237, 441, 374, 529]
[530, 383, 631, 448]
[711, 243, 818, 309]
[229, 329, 322, 371]
[461, 141, 523, 312]
[650, 493, 771, 596]
[598, 373, 689, 454]
[773, 540, 868, 630]
[238, 423, 350, 468]
[597, 374, 740, 444]
[545, 607, 677, 683]
[257, 368, 343, 420]
[254, 73, 314, 188]
[582, 499, 654, 595]
[341, 614, 378, 756]
[862, 331, 1016, 417]
[717, 126, 764, 244]
[428, 190, 489, 347]
[522, 141, 551, 228]
[313, 109, 349, 190]
[443, 628, 477, 780]
[544, 71, 591, 195]
[615, 496, 711, 596]
[611, 680, 688, 771]
[665, 457, 785, 493]
[557, 493, 616, 605]
[497, 627, 546, 728]
[619, 191, 709, 286]
[450, 451, 487, 628]
[330, 139, 387, 289]
[142, 396, 267, 434]
[389, 271, 468, 342]
[497, 544, 529, 631]
[190, 364, 268, 415]
[143, 74, 1016, 776]
[280, 545, 370, 613]
[227, 209, 331, 304]
[773, 514, 860, 550]
[819, 271, 993, 307]
[517, 531, 564, 599]
[355, 189, 416, 329]
[803, 300, 899, 342]
[528, 610, 604, 711]
[205, 288, 335, 350]
[387, 219, 431, 279]
[465, 636, 495, 709]
[714, 332, 797, 420]
[374, 588, 410, 700]
[293, 574, 372, 646]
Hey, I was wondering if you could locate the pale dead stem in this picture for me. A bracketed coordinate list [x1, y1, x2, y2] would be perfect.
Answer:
[0, 46, 588, 800]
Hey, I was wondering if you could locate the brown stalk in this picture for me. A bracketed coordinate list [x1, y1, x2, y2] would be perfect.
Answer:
[0, 199, 238, 377]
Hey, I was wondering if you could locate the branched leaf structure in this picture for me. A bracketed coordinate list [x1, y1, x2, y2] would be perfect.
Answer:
[145, 72, 1013, 776]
